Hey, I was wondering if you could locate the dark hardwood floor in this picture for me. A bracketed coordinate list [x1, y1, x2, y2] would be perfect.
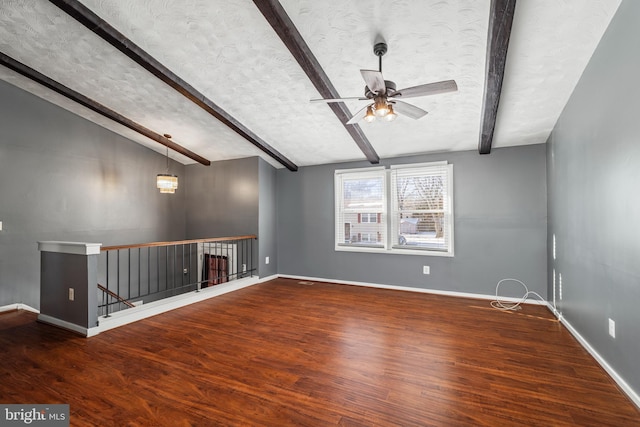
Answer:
[1, 278, 638, 426]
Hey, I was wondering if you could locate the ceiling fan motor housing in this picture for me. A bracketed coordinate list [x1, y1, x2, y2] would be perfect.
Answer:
[365, 80, 396, 98]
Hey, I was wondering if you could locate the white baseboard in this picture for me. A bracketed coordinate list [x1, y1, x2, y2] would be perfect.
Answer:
[547, 303, 640, 410]
[37, 313, 88, 336]
[0, 303, 39, 314]
[277, 274, 548, 305]
[258, 274, 279, 283]
[91, 276, 265, 336]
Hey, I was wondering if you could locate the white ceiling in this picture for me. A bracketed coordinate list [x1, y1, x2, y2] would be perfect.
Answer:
[0, 0, 621, 169]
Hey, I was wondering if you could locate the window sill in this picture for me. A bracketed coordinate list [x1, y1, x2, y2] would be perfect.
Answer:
[335, 245, 454, 257]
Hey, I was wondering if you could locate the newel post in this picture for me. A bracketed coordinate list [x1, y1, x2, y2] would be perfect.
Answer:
[37, 241, 102, 336]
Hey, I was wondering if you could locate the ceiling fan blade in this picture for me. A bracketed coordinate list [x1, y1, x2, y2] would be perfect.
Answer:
[392, 101, 428, 120]
[360, 70, 386, 94]
[346, 104, 371, 124]
[310, 97, 368, 103]
[393, 79, 458, 99]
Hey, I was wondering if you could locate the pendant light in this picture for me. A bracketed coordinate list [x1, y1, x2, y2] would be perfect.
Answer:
[157, 134, 178, 194]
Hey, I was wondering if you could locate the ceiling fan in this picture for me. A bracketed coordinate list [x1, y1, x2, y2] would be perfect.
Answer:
[311, 42, 458, 124]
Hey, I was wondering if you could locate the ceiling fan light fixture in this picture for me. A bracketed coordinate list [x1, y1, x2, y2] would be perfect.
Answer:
[312, 42, 456, 125]
[374, 97, 389, 117]
[364, 105, 376, 123]
[385, 104, 397, 121]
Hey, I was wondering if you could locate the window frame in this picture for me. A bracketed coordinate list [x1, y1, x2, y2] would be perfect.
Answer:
[334, 162, 454, 257]
[389, 162, 455, 257]
[334, 166, 387, 252]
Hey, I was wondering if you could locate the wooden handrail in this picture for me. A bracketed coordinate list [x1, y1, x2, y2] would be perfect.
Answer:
[101, 235, 257, 252]
[97, 284, 136, 308]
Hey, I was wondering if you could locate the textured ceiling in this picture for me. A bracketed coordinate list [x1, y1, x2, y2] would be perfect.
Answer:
[0, 0, 622, 168]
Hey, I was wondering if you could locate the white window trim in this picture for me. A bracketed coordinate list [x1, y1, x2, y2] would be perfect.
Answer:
[390, 161, 448, 169]
[335, 162, 454, 257]
[335, 167, 387, 252]
[390, 162, 454, 257]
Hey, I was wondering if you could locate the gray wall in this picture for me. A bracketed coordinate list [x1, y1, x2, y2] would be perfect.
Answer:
[547, 0, 640, 395]
[185, 157, 259, 239]
[185, 157, 266, 276]
[277, 144, 547, 297]
[0, 81, 186, 309]
[258, 158, 277, 277]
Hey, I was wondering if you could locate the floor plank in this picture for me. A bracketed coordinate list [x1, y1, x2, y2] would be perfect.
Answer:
[0, 278, 638, 426]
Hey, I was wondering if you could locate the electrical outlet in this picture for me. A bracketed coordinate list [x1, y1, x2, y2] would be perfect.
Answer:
[183, 268, 188, 274]
[608, 318, 616, 338]
[242, 264, 247, 273]
[423, 266, 430, 275]
[68, 288, 74, 301]
[0, 221, 3, 231]
[265, 256, 270, 265]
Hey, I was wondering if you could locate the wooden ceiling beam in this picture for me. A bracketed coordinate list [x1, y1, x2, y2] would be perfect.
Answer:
[479, 0, 517, 154]
[253, 0, 380, 165]
[50, 0, 298, 171]
[0, 51, 211, 166]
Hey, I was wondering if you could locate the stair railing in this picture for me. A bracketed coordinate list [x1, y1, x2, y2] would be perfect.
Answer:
[98, 235, 256, 317]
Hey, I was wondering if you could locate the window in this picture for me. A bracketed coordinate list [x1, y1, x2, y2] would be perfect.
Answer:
[335, 162, 454, 256]
[390, 162, 454, 255]
[359, 213, 379, 223]
[335, 167, 386, 249]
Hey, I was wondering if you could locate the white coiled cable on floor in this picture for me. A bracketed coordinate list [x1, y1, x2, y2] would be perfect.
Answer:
[491, 278, 547, 311]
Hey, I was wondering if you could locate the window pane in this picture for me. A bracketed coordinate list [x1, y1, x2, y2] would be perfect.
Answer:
[395, 213, 448, 251]
[395, 175, 444, 211]
[335, 169, 386, 249]
[391, 163, 453, 255]
[343, 177, 384, 210]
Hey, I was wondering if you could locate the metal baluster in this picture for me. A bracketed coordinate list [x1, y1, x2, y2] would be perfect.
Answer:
[128, 248, 131, 308]
[117, 249, 120, 313]
[148, 247, 151, 299]
[156, 246, 159, 295]
[138, 247, 141, 300]
[181, 243, 185, 289]
[105, 251, 110, 317]
[196, 242, 200, 292]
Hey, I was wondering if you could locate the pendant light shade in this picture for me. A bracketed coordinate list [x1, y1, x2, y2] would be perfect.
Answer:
[157, 135, 178, 194]
[364, 105, 376, 123]
[373, 96, 389, 117]
[385, 104, 397, 121]
[157, 174, 178, 193]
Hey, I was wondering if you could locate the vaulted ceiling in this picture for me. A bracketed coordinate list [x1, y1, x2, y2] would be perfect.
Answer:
[0, 0, 621, 170]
